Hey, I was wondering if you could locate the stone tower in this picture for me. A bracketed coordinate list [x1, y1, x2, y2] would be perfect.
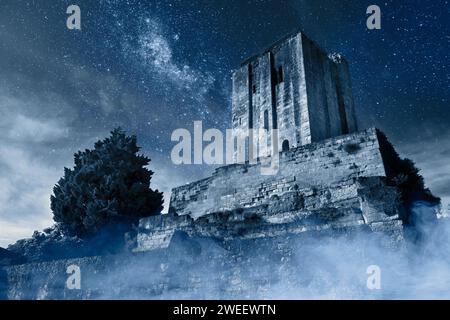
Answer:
[231, 31, 358, 157]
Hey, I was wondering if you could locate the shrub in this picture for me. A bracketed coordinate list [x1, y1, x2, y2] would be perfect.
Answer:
[50, 128, 163, 237]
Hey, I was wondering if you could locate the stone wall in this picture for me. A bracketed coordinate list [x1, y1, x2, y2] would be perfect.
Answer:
[138, 175, 403, 253]
[301, 36, 357, 140]
[1, 224, 402, 300]
[169, 128, 386, 219]
[231, 31, 358, 154]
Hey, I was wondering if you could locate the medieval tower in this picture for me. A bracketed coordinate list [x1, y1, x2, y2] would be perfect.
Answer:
[231, 31, 358, 158]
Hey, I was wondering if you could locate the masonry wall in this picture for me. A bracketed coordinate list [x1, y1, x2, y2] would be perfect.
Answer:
[271, 33, 309, 148]
[303, 36, 338, 140]
[169, 128, 386, 219]
[251, 52, 275, 156]
[231, 31, 358, 156]
[2, 222, 402, 300]
[333, 56, 358, 133]
[140, 176, 403, 253]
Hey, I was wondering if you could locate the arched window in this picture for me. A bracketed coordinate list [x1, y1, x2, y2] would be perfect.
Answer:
[282, 139, 290, 152]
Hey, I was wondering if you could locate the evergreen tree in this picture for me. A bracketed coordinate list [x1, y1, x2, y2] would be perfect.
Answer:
[51, 128, 163, 236]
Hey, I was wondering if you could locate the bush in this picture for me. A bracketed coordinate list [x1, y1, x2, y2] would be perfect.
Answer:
[50, 128, 163, 237]
[7, 225, 137, 262]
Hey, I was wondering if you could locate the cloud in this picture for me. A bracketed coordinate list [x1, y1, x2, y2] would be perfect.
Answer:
[149, 159, 209, 214]
[0, 68, 120, 247]
[0, 220, 50, 248]
[0, 74, 195, 246]
[68, 67, 130, 116]
[0, 90, 71, 247]
[397, 130, 450, 209]
[7, 114, 69, 143]
[0, 145, 57, 247]
[0, 50, 185, 246]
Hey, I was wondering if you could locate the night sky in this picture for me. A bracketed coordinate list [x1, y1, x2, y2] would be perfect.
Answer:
[0, 0, 449, 247]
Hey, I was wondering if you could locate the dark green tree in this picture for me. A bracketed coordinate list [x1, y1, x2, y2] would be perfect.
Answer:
[51, 128, 163, 236]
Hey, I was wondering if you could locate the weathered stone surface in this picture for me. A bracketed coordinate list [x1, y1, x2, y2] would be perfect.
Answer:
[1, 229, 403, 300]
[138, 175, 404, 253]
[232, 31, 357, 155]
[0, 248, 24, 299]
[169, 128, 386, 219]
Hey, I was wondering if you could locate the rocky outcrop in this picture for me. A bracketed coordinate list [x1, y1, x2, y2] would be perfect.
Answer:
[1, 227, 409, 300]
[137, 176, 405, 253]
[7, 224, 136, 264]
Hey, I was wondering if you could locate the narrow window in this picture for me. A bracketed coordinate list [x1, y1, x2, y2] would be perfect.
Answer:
[264, 110, 269, 130]
[278, 66, 284, 83]
[252, 84, 256, 93]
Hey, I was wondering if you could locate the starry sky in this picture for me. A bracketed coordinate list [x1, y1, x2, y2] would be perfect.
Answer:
[0, 0, 449, 247]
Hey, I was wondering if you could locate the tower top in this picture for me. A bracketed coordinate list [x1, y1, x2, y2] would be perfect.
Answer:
[232, 31, 357, 153]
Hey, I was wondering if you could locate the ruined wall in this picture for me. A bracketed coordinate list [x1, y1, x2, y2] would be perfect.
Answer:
[169, 128, 386, 219]
[2, 127, 436, 299]
[1, 176, 405, 300]
[1, 221, 402, 300]
[137, 129, 406, 254]
[139, 176, 403, 252]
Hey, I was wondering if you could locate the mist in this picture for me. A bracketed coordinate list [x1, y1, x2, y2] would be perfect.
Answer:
[18, 201, 444, 300]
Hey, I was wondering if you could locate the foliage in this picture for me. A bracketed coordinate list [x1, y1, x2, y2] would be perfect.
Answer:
[50, 128, 163, 236]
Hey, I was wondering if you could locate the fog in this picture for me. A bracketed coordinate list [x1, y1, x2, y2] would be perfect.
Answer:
[71, 201, 450, 300]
